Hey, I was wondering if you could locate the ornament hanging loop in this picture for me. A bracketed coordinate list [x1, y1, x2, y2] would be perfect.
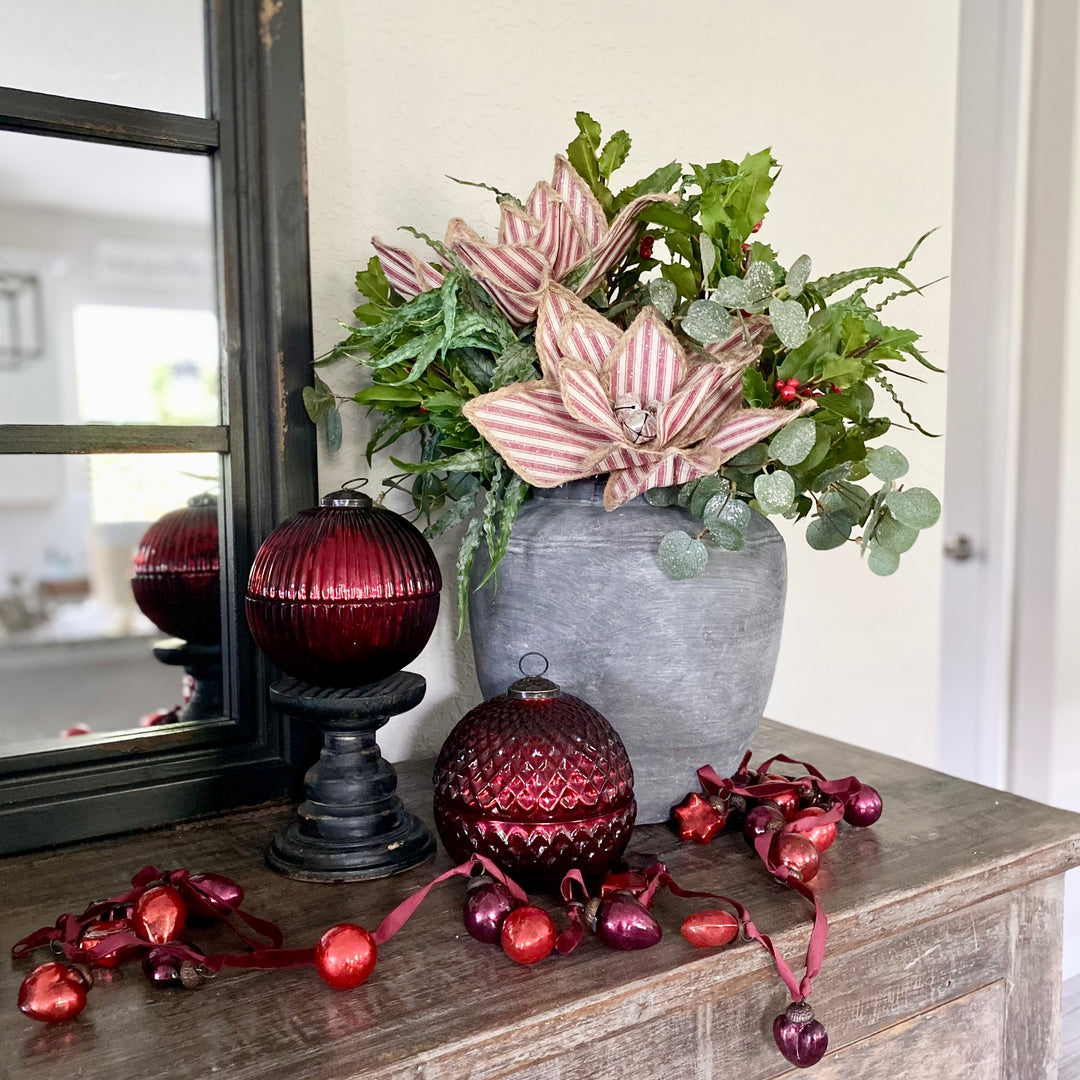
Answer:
[518, 652, 549, 678]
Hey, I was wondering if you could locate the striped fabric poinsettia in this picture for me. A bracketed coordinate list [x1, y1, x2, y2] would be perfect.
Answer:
[372, 156, 675, 326]
[463, 284, 815, 510]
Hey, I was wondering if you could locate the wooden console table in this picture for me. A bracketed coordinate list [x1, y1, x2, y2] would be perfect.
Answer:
[3, 720, 1079, 1079]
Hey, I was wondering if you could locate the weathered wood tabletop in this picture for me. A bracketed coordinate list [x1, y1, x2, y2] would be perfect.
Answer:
[3, 719, 1079, 1080]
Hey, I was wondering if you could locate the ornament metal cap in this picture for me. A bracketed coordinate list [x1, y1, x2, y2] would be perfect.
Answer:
[321, 477, 374, 509]
[508, 652, 561, 700]
[187, 492, 218, 508]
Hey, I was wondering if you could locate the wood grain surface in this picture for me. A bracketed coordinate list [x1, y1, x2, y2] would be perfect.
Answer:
[2, 719, 1078, 1080]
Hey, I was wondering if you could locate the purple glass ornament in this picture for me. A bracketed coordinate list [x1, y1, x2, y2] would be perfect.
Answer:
[188, 872, 244, 918]
[773, 1001, 828, 1068]
[131, 494, 220, 644]
[843, 783, 883, 827]
[593, 892, 662, 951]
[743, 802, 785, 849]
[142, 947, 200, 989]
[246, 486, 441, 687]
[463, 878, 520, 944]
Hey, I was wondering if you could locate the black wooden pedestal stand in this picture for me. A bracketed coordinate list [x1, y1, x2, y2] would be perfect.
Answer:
[151, 639, 224, 723]
[266, 672, 436, 882]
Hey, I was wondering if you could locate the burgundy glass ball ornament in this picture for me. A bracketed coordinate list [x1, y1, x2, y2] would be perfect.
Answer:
[131, 493, 220, 644]
[433, 654, 636, 892]
[590, 892, 662, 951]
[463, 876, 521, 944]
[246, 481, 441, 687]
[773, 1001, 829, 1068]
[844, 783, 883, 827]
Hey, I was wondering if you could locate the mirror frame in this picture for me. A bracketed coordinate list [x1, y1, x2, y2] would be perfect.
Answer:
[0, 0, 317, 852]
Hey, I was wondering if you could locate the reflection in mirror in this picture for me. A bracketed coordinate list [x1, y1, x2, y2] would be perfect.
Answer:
[0, 130, 217, 426]
[0, 453, 225, 753]
[0, 0, 207, 116]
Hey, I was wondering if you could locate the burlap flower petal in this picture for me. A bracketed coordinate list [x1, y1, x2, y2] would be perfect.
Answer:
[603, 456, 702, 511]
[463, 383, 617, 488]
[560, 364, 623, 438]
[654, 362, 732, 448]
[606, 307, 689, 408]
[703, 315, 774, 369]
[550, 155, 606, 249]
[371, 238, 446, 301]
[681, 400, 817, 475]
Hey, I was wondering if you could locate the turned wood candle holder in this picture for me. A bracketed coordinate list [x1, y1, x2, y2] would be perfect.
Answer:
[266, 671, 435, 882]
[151, 639, 223, 723]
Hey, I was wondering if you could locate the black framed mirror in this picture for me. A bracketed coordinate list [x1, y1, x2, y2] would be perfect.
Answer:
[0, 0, 317, 852]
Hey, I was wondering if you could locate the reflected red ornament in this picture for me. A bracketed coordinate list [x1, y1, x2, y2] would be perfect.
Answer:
[131, 493, 220, 644]
[794, 806, 837, 853]
[681, 910, 739, 948]
[773, 1001, 829, 1068]
[500, 905, 556, 965]
[315, 923, 377, 990]
[60, 724, 93, 738]
[770, 832, 820, 883]
[672, 792, 725, 844]
[844, 783, 883, 827]
[433, 661, 635, 891]
[463, 878, 520, 944]
[18, 963, 90, 1023]
[132, 884, 187, 944]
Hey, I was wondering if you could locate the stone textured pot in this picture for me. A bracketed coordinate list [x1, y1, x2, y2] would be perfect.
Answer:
[469, 477, 786, 824]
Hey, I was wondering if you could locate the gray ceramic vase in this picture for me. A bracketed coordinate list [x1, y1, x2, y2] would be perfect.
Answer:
[468, 477, 787, 824]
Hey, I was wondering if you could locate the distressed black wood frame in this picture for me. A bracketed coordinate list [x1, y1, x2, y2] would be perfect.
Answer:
[0, 0, 317, 853]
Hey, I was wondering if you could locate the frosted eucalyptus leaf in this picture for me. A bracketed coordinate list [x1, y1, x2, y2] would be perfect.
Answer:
[864, 445, 909, 482]
[769, 297, 809, 349]
[873, 512, 919, 553]
[676, 480, 699, 508]
[683, 300, 733, 344]
[690, 476, 731, 519]
[786, 254, 812, 298]
[700, 233, 717, 285]
[885, 487, 941, 529]
[754, 470, 795, 514]
[712, 276, 749, 308]
[704, 492, 750, 532]
[706, 521, 745, 551]
[729, 444, 770, 468]
[868, 545, 901, 576]
[806, 511, 853, 550]
[658, 530, 709, 579]
[743, 261, 776, 306]
[769, 417, 816, 466]
[812, 463, 852, 491]
[648, 279, 678, 321]
[644, 485, 680, 507]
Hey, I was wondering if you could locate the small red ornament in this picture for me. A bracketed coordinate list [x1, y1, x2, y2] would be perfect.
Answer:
[77, 918, 137, 968]
[246, 483, 441, 687]
[681, 910, 739, 948]
[188, 872, 244, 918]
[314, 923, 377, 990]
[18, 963, 90, 1023]
[794, 807, 837, 853]
[770, 832, 820, 883]
[743, 802, 785, 848]
[844, 784, 883, 827]
[131, 493, 220, 644]
[132, 884, 187, 945]
[500, 905, 556, 965]
[774, 1001, 829, 1068]
[673, 792, 726, 844]
[433, 657, 635, 890]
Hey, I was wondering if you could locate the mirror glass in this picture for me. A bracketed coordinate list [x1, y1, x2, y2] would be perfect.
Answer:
[0, 452, 225, 754]
[0, 131, 217, 425]
[0, 0, 207, 116]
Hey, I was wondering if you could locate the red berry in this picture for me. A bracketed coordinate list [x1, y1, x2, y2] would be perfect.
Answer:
[780, 387, 797, 403]
[638, 236, 655, 260]
[787, 378, 800, 389]
[752, 220, 763, 233]
[775, 380, 786, 391]
[741, 242, 750, 252]
[830, 383, 842, 394]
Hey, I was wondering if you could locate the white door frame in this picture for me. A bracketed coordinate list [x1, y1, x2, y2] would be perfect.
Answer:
[939, 0, 1078, 795]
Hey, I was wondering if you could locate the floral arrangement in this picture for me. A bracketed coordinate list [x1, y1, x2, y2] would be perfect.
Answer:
[306, 113, 942, 625]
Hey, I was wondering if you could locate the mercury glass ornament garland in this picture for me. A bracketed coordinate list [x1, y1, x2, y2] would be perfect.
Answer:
[11, 753, 882, 1073]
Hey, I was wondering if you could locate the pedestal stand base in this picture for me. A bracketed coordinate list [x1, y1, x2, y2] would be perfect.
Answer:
[151, 639, 223, 723]
[266, 672, 435, 882]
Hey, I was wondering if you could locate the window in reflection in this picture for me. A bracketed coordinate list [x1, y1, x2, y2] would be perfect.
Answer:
[0, 453, 224, 751]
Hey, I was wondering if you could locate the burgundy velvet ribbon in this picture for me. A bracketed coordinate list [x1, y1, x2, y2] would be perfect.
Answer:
[556, 869, 589, 955]
[372, 854, 528, 947]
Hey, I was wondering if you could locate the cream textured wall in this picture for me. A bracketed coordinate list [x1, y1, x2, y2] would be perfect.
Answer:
[303, 0, 958, 764]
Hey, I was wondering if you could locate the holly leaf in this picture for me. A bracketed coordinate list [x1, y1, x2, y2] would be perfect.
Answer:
[661, 262, 699, 301]
[598, 130, 631, 180]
